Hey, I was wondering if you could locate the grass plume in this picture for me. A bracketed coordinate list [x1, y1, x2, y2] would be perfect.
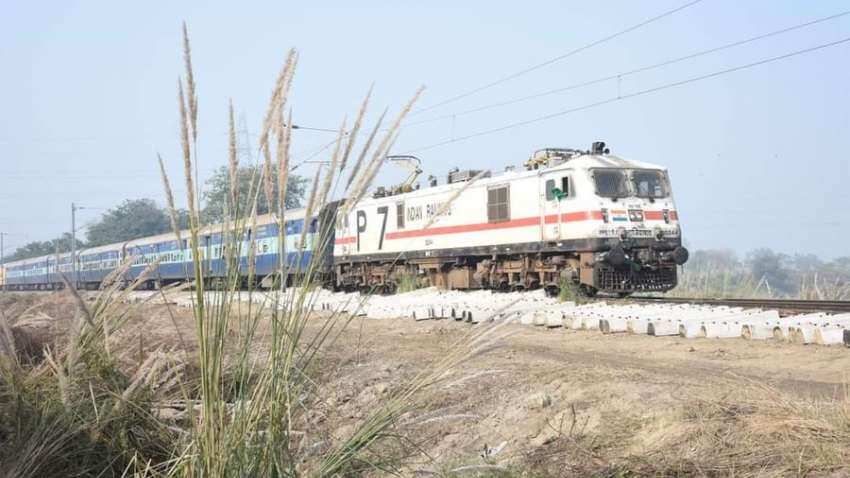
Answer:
[158, 153, 183, 245]
[227, 99, 239, 214]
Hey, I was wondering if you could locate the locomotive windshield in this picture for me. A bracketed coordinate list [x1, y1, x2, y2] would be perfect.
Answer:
[632, 170, 668, 198]
[593, 169, 630, 198]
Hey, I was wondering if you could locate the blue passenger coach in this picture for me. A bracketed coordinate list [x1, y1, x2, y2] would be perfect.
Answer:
[0, 206, 337, 290]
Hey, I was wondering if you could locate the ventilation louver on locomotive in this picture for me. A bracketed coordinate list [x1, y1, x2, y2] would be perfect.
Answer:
[447, 167, 490, 184]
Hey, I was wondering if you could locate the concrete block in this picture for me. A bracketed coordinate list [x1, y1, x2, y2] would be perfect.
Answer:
[532, 310, 548, 326]
[647, 319, 680, 336]
[627, 317, 650, 334]
[814, 325, 849, 345]
[544, 309, 565, 328]
[600, 316, 628, 334]
[412, 306, 433, 321]
[678, 319, 704, 338]
[773, 313, 825, 341]
[699, 321, 739, 339]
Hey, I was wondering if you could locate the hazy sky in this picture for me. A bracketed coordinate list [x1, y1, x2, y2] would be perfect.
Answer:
[2, 0, 848, 258]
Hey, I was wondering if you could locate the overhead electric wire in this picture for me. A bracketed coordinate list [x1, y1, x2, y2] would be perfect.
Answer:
[405, 10, 850, 127]
[288, 138, 340, 171]
[287, 124, 342, 133]
[403, 35, 850, 154]
[411, 0, 707, 116]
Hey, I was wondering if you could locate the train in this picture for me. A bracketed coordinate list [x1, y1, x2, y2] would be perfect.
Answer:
[0, 142, 688, 296]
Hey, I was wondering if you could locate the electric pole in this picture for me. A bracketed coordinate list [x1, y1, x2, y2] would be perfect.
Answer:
[70, 203, 98, 288]
[1, 231, 5, 292]
[71, 202, 77, 287]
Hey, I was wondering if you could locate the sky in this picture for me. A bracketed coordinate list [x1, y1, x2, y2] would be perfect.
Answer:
[1, 0, 848, 259]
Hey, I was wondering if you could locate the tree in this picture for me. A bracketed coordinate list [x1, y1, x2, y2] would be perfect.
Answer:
[85, 199, 188, 247]
[201, 165, 307, 223]
[6, 233, 85, 262]
[688, 249, 740, 271]
[747, 248, 794, 295]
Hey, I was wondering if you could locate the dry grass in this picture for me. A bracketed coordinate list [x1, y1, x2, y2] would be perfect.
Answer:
[499, 381, 850, 477]
[634, 383, 850, 476]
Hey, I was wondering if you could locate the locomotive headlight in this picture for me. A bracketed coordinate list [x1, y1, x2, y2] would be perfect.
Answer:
[662, 209, 670, 224]
[617, 227, 628, 241]
[653, 227, 664, 241]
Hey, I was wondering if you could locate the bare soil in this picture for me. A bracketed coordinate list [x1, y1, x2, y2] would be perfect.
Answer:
[5, 291, 850, 476]
[309, 313, 850, 475]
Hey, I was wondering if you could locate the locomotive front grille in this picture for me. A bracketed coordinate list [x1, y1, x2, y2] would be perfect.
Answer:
[594, 264, 677, 292]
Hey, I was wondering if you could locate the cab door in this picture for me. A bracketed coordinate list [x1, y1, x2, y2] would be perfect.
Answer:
[541, 172, 572, 241]
[541, 173, 562, 241]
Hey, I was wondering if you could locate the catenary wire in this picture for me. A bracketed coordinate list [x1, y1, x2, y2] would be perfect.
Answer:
[405, 10, 850, 127]
[410, 0, 707, 116]
[403, 36, 850, 154]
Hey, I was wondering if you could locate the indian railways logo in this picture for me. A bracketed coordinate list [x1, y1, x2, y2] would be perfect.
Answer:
[406, 202, 453, 223]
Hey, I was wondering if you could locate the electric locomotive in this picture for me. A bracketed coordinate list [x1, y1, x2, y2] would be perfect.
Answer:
[332, 142, 688, 296]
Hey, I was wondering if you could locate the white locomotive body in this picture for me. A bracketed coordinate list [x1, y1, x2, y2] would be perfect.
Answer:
[333, 143, 688, 295]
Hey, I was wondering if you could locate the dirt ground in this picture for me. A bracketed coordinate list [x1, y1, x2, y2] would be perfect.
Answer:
[5, 291, 850, 475]
[308, 312, 850, 474]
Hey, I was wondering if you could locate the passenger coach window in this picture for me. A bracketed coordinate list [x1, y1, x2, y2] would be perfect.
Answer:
[396, 202, 405, 229]
[487, 185, 510, 223]
[632, 170, 668, 198]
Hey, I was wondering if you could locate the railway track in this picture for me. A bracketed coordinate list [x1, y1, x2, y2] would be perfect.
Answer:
[631, 296, 850, 315]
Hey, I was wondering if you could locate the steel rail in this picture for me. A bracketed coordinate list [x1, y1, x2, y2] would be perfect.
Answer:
[631, 296, 850, 314]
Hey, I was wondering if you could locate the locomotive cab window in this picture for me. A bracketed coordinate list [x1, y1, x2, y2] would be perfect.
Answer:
[593, 169, 629, 198]
[631, 170, 668, 198]
[545, 178, 570, 200]
[396, 202, 405, 229]
[487, 185, 510, 223]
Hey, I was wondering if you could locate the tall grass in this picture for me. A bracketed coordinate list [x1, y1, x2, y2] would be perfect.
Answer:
[0, 23, 513, 478]
[670, 263, 772, 299]
[669, 252, 850, 300]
